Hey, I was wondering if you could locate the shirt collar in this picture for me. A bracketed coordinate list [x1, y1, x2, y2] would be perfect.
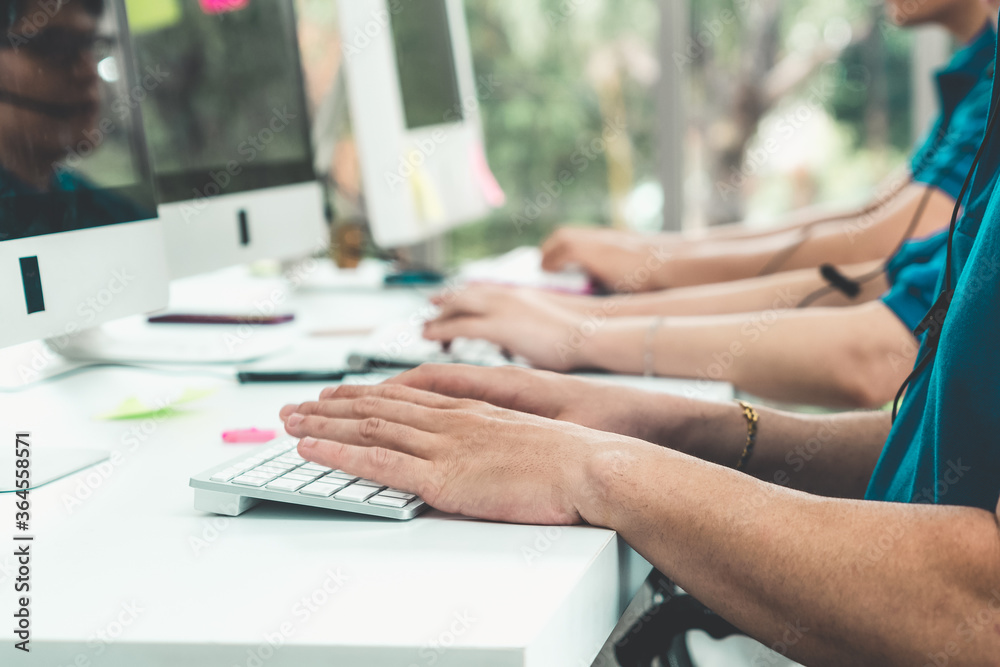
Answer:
[936, 22, 997, 118]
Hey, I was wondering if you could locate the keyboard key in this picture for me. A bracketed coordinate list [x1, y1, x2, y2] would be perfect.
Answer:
[255, 465, 287, 475]
[231, 475, 269, 487]
[381, 489, 417, 501]
[241, 470, 277, 480]
[325, 471, 357, 481]
[334, 485, 380, 503]
[284, 472, 320, 482]
[266, 478, 309, 492]
[300, 481, 346, 497]
[354, 479, 384, 488]
[210, 469, 239, 482]
[368, 495, 411, 508]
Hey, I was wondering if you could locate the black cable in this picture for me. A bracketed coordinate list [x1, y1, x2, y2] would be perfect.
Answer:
[891, 97, 1000, 421]
[796, 143, 971, 309]
[755, 176, 912, 278]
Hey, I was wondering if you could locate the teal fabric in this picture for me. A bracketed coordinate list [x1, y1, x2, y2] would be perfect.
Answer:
[909, 24, 995, 200]
[0, 166, 153, 242]
[866, 36, 1000, 511]
[881, 231, 948, 330]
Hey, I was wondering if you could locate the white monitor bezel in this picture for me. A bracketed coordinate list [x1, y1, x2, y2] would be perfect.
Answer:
[337, 0, 493, 249]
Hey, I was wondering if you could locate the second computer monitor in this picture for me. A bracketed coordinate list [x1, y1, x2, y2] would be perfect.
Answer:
[338, 0, 497, 249]
[128, 0, 327, 279]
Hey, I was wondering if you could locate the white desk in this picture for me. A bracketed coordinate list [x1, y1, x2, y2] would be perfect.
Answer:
[0, 268, 732, 667]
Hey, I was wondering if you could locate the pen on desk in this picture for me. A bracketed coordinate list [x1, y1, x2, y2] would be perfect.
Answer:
[237, 370, 350, 384]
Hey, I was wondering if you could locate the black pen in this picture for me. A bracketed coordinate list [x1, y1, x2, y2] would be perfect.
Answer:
[237, 370, 350, 384]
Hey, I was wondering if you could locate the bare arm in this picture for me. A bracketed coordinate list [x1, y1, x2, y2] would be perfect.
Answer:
[658, 184, 955, 287]
[579, 301, 918, 408]
[424, 291, 919, 408]
[588, 439, 1000, 666]
[540, 259, 888, 317]
[281, 384, 1000, 666]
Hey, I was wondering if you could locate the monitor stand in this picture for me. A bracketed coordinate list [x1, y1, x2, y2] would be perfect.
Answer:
[53, 315, 297, 365]
[52, 268, 299, 366]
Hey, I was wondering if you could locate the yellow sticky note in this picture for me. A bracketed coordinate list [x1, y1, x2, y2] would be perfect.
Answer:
[125, 0, 182, 33]
[408, 156, 444, 225]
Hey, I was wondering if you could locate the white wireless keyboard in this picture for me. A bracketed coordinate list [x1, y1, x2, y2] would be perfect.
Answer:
[190, 440, 428, 520]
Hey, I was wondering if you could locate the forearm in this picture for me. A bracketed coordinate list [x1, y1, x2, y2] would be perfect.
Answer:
[579, 445, 1000, 665]
[649, 399, 888, 499]
[579, 302, 918, 408]
[577, 260, 887, 317]
[678, 200, 873, 244]
[660, 185, 955, 288]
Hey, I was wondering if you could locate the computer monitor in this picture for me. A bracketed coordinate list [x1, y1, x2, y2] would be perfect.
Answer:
[0, 0, 168, 488]
[128, 0, 327, 279]
[337, 0, 501, 249]
[0, 0, 168, 352]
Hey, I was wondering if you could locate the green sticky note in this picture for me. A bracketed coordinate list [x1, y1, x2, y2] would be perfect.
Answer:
[125, 0, 182, 33]
[175, 387, 217, 405]
[97, 387, 216, 421]
[97, 397, 178, 421]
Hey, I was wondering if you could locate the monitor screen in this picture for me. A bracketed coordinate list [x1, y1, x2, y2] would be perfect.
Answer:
[129, 0, 315, 204]
[0, 0, 157, 243]
[391, 0, 464, 129]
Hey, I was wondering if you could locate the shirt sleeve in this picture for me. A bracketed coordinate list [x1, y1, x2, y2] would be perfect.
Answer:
[880, 232, 949, 331]
[910, 76, 993, 201]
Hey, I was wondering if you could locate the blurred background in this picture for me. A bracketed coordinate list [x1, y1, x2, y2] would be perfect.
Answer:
[296, 0, 944, 266]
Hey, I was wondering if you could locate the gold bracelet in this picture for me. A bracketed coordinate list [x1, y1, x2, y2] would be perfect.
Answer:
[643, 316, 664, 378]
[734, 400, 759, 471]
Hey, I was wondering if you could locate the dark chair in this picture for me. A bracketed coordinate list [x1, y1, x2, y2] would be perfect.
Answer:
[615, 570, 746, 667]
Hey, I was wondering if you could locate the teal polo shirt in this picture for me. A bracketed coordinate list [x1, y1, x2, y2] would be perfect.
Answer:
[877, 26, 996, 330]
[909, 24, 995, 201]
[866, 43, 1000, 511]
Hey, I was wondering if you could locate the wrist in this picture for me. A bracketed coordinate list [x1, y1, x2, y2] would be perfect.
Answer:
[574, 444, 640, 529]
[668, 400, 750, 467]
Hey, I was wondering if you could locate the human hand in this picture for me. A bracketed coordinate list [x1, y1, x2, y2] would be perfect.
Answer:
[424, 285, 595, 372]
[387, 363, 673, 445]
[541, 227, 672, 292]
[280, 384, 647, 525]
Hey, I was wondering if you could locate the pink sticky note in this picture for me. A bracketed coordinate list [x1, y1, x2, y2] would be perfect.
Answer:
[470, 143, 506, 208]
[222, 428, 277, 444]
[199, 0, 249, 15]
